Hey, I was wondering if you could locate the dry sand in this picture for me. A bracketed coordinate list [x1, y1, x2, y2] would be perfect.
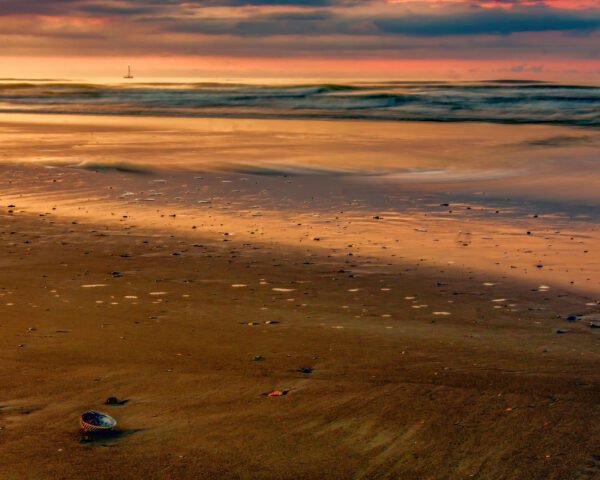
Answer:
[0, 115, 599, 479]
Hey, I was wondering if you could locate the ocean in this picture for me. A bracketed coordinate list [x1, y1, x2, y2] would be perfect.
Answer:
[0, 79, 599, 126]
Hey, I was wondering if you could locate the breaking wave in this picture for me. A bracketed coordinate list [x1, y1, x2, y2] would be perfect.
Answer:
[0, 79, 599, 126]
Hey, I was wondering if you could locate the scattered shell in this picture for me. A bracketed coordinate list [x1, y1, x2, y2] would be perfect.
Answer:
[267, 390, 289, 397]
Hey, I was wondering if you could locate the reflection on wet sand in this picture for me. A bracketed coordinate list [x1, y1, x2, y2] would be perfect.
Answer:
[2, 113, 600, 203]
[1, 164, 598, 295]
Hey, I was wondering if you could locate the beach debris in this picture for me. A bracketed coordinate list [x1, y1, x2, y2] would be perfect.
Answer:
[111, 271, 123, 278]
[232, 284, 247, 288]
[81, 284, 107, 288]
[433, 311, 452, 316]
[267, 390, 289, 397]
[253, 355, 265, 361]
[576, 313, 600, 328]
[79, 411, 117, 433]
[298, 367, 313, 374]
[104, 396, 128, 406]
[272, 288, 295, 292]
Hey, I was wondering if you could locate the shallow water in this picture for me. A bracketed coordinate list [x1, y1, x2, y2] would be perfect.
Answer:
[2, 113, 599, 208]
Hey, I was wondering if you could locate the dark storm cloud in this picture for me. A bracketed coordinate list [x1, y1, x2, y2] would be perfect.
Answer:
[168, 11, 344, 36]
[197, 0, 335, 4]
[2, 0, 598, 38]
[1, 0, 600, 61]
[165, 6, 600, 37]
[0, 0, 344, 15]
[375, 8, 600, 36]
[0, 0, 75, 15]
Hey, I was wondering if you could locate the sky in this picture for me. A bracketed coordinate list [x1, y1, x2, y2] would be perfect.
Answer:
[1, 0, 599, 80]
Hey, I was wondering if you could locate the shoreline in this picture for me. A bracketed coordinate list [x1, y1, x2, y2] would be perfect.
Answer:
[1, 112, 600, 206]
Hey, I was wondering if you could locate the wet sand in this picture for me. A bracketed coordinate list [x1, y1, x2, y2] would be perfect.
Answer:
[0, 114, 599, 479]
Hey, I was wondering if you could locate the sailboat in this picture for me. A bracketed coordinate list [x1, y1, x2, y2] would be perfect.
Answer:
[123, 65, 134, 79]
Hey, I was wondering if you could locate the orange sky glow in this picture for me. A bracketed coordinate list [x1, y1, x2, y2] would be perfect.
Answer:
[0, 0, 599, 81]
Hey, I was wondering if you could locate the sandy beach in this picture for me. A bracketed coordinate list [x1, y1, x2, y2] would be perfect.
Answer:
[0, 114, 599, 479]
[3, 0, 600, 474]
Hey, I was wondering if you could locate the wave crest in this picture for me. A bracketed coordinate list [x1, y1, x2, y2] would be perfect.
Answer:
[0, 80, 599, 126]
